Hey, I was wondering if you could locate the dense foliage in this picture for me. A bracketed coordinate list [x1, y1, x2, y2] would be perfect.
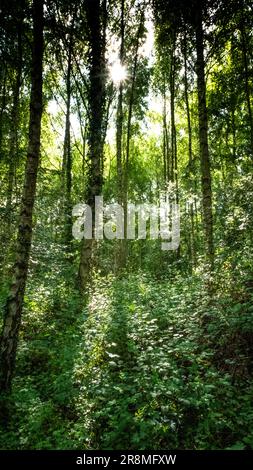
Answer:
[0, 0, 253, 450]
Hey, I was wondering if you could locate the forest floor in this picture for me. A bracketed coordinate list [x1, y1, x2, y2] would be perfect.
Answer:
[0, 255, 253, 450]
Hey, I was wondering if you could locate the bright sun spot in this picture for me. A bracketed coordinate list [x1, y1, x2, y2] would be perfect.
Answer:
[110, 61, 127, 85]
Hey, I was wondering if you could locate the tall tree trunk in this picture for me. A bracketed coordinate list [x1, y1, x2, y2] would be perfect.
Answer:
[195, 6, 214, 268]
[82, 121, 87, 182]
[76, 97, 87, 188]
[162, 80, 170, 183]
[169, 33, 176, 184]
[0, 68, 22, 278]
[116, 0, 124, 207]
[231, 106, 236, 163]
[183, 31, 192, 167]
[115, 90, 125, 270]
[122, 9, 144, 265]
[101, 0, 109, 178]
[78, 0, 106, 290]
[101, 84, 113, 176]
[240, 17, 253, 155]
[6, 21, 22, 217]
[183, 30, 196, 268]
[115, 0, 125, 270]
[0, 0, 44, 392]
[125, 10, 144, 172]
[230, 36, 237, 167]
[162, 90, 167, 182]
[62, 39, 73, 250]
[169, 31, 180, 259]
[0, 66, 7, 163]
[116, 86, 124, 205]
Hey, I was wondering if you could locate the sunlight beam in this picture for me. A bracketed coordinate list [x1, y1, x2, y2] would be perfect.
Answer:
[109, 61, 127, 85]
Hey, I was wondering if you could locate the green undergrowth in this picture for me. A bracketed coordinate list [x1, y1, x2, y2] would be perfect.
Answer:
[0, 269, 253, 450]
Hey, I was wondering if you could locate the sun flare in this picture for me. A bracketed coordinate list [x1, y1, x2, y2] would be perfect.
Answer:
[109, 61, 127, 85]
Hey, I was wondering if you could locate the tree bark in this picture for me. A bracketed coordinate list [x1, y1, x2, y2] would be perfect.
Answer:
[183, 31, 192, 167]
[240, 17, 253, 155]
[6, 20, 23, 224]
[170, 39, 175, 183]
[125, 10, 144, 173]
[62, 36, 73, 250]
[0, 66, 7, 163]
[195, 5, 214, 268]
[162, 91, 167, 182]
[183, 30, 196, 268]
[115, 0, 125, 270]
[122, 9, 144, 265]
[78, 0, 106, 289]
[0, 0, 44, 392]
[162, 80, 170, 183]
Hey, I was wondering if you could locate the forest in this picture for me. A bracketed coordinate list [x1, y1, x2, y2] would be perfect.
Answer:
[0, 0, 253, 453]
